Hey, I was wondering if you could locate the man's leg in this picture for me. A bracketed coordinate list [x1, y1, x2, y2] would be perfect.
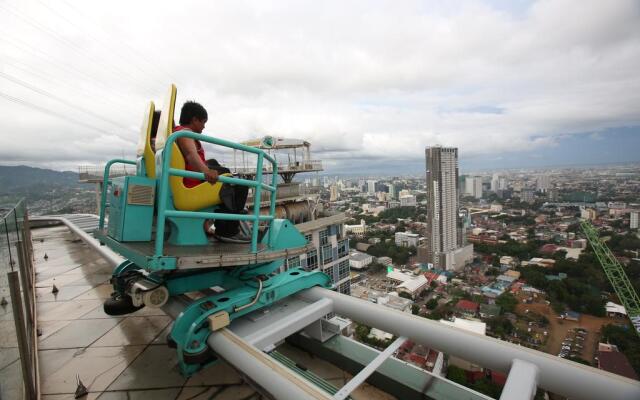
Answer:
[207, 159, 251, 240]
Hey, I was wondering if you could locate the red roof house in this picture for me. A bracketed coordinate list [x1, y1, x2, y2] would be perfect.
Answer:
[455, 300, 480, 315]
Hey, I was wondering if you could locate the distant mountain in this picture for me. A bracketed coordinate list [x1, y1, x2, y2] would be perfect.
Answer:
[0, 165, 80, 194]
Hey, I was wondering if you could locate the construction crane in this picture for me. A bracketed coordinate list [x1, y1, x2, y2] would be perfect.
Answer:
[581, 220, 640, 337]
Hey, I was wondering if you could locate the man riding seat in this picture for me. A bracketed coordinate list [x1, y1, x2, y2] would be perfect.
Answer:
[174, 101, 250, 243]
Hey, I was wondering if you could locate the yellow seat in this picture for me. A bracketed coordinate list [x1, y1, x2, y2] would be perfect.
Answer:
[136, 101, 159, 178]
[155, 84, 224, 211]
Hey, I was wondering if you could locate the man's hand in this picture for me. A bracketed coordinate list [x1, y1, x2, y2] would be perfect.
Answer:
[204, 169, 219, 184]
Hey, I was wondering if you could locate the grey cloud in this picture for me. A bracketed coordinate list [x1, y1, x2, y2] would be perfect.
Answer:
[0, 0, 639, 171]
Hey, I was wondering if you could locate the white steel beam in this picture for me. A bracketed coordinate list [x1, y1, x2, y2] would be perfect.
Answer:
[241, 297, 333, 351]
[333, 336, 407, 400]
[208, 328, 332, 400]
[499, 359, 539, 400]
[302, 287, 640, 400]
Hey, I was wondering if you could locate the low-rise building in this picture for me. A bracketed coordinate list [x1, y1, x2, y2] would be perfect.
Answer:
[395, 231, 420, 248]
[581, 207, 597, 220]
[349, 251, 373, 270]
[455, 300, 480, 317]
[345, 219, 367, 237]
[387, 268, 429, 299]
[522, 257, 556, 268]
[503, 270, 521, 280]
[631, 211, 639, 230]
[440, 318, 487, 371]
[376, 256, 392, 266]
[605, 302, 627, 317]
[377, 292, 413, 313]
[399, 194, 417, 207]
[499, 256, 515, 268]
[355, 242, 372, 252]
[597, 344, 639, 380]
[442, 244, 474, 271]
[396, 275, 429, 299]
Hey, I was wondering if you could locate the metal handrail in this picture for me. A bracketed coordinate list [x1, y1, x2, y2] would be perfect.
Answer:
[98, 159, 137, 230]
[234, 160, 323, 174]
[155, 131, 278, 256]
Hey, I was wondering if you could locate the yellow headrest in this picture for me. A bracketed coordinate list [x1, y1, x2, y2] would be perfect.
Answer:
[155, 84, 177, 152]
[136, 102, 156, 178]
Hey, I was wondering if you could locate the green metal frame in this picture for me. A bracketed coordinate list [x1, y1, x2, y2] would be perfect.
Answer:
[156, 130, 278, 256]
[173, 266, 331, 376]
[581, 221, 640, 336]
[98, 159, 137, 230]
[97, 132, 279, 264]
[96, 132, 334, 377]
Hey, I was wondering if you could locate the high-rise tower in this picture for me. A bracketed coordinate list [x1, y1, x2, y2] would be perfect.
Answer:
[425, 146, 459, 267]
[424, 146, 472, 270]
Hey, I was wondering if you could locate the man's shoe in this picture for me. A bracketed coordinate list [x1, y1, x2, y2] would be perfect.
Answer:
[215, 232, 252, 244]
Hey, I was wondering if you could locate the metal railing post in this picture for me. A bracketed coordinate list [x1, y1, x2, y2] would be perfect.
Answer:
[98, 159, 137, 230]
[22, 210, 34, 264]
[16, 240, 33, 331]
[7, 270, 36, 400]
[251, 153, 264, 252]
[268, 158, 278, 246]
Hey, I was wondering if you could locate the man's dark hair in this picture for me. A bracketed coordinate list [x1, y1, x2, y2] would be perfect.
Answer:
[179, 101, 208, 125]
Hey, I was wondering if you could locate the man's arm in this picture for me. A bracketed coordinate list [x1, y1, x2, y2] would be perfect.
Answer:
[176, 137, 218, 184]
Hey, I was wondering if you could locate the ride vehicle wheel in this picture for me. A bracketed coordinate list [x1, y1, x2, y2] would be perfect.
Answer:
[103, 295, 144, 316]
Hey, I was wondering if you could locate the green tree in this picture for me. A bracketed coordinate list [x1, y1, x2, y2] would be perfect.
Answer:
[355, 324, 371, 342]
[398, 291, 412, 300]
[487, 316, 514, 337]
[446, 366, 467, 385]
[496, 293, 518, 313]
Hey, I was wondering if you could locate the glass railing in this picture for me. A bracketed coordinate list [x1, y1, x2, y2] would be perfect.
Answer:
[0, 199, 38, 399]
[78, 164, 136, 181]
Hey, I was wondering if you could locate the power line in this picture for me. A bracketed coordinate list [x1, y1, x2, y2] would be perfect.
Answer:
[2, 58, 134, 116]
[36, 0, 177, 86]
[0, 3, 158, 99]
[0, 71, 133, 131]
[0, 90, 120, 136]
[0, 34, 141, 114]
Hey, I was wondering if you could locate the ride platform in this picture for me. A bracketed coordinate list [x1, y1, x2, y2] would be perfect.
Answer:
[94, 229, 314, 271]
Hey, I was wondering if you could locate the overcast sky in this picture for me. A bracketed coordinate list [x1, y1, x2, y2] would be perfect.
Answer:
[1, 0, 639, 173]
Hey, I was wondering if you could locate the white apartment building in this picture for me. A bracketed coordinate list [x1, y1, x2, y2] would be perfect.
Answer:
[349, 251, 373, 270]
[399, 194, 417, 207]
[288, 213, 351, 295]
[464, 176, 482, 199]
[631, 211, 639, 230]
[537, 175, 550, 192]
[395, 231, 420, 248]
[367, 180, 376, 194]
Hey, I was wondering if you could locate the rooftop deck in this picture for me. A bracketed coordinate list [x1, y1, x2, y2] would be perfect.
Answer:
[29, 224, 393, 399]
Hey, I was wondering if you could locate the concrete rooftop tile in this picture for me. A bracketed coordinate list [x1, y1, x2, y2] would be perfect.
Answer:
[92, 316, 171, 347]
[106, 345, 186, 391]
[39, 318, 122, 350]
[39, 346, 145, 395]
[37, 299, 102, 321]
[177, 385, 257, 400]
